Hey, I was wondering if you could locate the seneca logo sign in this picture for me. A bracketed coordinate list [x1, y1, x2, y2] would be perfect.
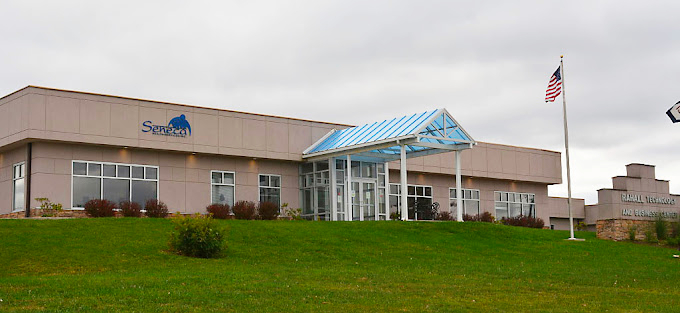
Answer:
[142, 114, 192, 138]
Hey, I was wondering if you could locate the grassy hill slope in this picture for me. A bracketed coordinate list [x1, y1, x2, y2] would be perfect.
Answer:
[0, 219, 679, 312]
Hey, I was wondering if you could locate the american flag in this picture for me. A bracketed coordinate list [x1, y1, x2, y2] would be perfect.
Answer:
[545, 66, 562, 102]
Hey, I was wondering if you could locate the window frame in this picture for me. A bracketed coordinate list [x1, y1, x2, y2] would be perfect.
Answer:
[258, 173, 282, 208]
[12, 162, 26, 212]
[449, 187, 481, 216]
[493, 191, 536, 219]
[71, 160, 159, 209]
[210, 170, 236, 207]
[388, 183, 433, 218]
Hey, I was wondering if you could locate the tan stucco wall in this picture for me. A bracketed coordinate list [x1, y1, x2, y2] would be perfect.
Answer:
[22, 142, 300, 213]
[545, 197, 586, 219]
[0, 86, 566, 216]
[391, 142, 561, 185]
[0, 86, 562, 185]
[0, 87, 343, 162]
[388, 171, 550, 222]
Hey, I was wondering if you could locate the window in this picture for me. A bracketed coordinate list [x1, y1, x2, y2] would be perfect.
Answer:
[211, 171, 235, 207]
[72, 161, 158, 208]
[449, 188, 480, 216]
[494, 191, 535, 219]
[259, 174, 281, 209]
[12, 162, 25, 212]
[389, 184, 434, 220]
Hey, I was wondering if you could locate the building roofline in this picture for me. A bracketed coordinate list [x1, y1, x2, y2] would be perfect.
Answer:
[5, 85, 353, 127]
[2, 85, 561, 155]
[627, 163, 656, 167]
[548, 196, 585, 201]
[473, 141, 560, 154]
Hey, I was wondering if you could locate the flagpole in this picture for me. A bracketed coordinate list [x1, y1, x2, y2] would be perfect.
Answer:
[560, 55, 577, 240]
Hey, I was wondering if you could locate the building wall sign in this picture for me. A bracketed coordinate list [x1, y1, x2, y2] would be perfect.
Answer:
[622, 209, 678, 219]
[142, 114, 192, 138]
[621, 193, 675, 205]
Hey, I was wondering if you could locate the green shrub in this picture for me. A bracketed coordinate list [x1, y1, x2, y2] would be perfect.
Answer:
[667, 237, 679, 247]
[670, 222, 679, 239]
[232, 201, 256, 220]
[628, 225, 637, 241]
[145, 199, 168, 218]
[282, 203, 302, 220]
[258, 201, 279, 220]
[389, 211, 401, 220]
[206, 203, 231, 219]
[119, 201, 142, 217]
[644, 227, 658, 243]
[35, 197, 63, 217]
[575, 221, 587, 231]
[169, 214, 226, 258]
[84, 199, 116, 217]
[501, 215, 545, 229]
[655, 216, 668, 241]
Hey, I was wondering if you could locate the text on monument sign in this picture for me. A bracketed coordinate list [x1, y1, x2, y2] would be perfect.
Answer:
[622, 209, 678, 219]
[621, 193, 675, 205]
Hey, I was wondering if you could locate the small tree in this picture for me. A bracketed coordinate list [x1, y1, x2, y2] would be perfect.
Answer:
[145, 199, 169, 218]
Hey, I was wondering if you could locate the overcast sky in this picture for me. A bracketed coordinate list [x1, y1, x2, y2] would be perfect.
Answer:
[2, 0, 679, 204]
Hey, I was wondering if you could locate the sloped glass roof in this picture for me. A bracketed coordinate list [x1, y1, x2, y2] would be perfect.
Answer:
[303, 108, 475, 162]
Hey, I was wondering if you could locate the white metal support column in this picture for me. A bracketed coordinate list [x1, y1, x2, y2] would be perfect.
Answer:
[455, 150, 463, 222]
[330, 157, 337, 221]
[346, 155, 352, 221]
[359, 180, 364, 221]
[400, 144, 408, 221]
[313, 161, 318, 221]
[384, 162, 390, 221]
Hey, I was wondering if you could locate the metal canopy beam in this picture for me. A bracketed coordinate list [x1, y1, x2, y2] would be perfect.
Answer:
[303, 136, 418, 161]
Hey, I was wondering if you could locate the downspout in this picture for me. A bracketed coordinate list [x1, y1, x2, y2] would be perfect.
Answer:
[24, 142, 32, 218]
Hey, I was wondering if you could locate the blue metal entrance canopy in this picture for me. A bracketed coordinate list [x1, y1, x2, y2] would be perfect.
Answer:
[302, 108, 475, 162]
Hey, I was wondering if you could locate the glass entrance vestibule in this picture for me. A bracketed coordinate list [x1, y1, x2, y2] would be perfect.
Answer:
[300, 109, 475, 222]
[300, 158, 388, 221]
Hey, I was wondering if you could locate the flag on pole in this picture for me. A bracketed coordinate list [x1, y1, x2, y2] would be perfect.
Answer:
[545, 66, 562, 102]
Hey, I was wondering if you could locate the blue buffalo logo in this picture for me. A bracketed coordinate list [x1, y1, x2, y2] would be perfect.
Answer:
[142, 114, 192, 137]
[168, 114, 191, 135]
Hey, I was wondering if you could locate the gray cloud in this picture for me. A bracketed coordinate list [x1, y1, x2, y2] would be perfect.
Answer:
[2, 0, 680, 203]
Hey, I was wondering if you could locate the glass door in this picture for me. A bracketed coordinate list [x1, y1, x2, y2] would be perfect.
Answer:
[362, 182, 376, 220]
[350, 181, 377, 221]
[352, 182, 360, 221]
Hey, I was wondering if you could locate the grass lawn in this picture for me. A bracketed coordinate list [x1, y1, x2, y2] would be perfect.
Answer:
[0, 218, 679, 312]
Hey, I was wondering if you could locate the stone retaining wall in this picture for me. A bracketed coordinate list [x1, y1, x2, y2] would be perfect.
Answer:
[597, 219, 677, 241]
[0, 209, 89, 219]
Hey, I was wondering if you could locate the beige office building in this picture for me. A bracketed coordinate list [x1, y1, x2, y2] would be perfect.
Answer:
[2, 86, 629, 234]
